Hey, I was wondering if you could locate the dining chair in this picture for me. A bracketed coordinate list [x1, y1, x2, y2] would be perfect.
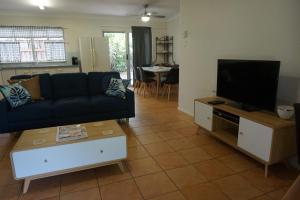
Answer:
[133, 67, 141, 93]
[138, 67, 156, 97]
[161, 68, 179, 101]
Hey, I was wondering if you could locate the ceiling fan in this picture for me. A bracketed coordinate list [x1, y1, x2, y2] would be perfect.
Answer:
[140, 4, 166, 22]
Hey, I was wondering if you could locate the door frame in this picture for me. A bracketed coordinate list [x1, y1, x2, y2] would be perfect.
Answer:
[102, 31, 132, 81]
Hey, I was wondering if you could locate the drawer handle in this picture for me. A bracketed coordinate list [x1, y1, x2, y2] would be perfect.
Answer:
[207, 117, 211, 120]
[239, 132, 244, 135]
[44, 159, 48, 163]
[100, 150, 104, 154]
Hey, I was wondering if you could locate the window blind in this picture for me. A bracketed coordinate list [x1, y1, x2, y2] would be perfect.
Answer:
[0, 26, 66, 63]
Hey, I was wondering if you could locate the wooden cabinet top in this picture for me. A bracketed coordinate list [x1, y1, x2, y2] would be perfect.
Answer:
[195, 97, 295, 129]
[12, 120, 126, 152]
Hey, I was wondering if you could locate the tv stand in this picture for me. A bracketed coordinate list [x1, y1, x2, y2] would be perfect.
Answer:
[194, 97, 296, 177]
[241, 104, 260, 112]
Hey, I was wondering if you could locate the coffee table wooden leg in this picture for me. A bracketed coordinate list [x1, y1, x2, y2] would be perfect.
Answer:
[23, 178, 31, 194]
[118, 161, 125, 173]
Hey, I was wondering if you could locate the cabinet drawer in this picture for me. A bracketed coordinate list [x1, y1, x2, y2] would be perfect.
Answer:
[238, 118, 273, 161]
[194, 101, 213, 131]
[12, 136, 126, 179]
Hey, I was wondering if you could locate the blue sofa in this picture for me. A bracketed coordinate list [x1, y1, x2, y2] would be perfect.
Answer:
[0, 72, 135, 133]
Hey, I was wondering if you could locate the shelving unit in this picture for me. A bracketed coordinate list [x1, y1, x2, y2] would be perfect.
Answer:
[154, 36, 175, 65]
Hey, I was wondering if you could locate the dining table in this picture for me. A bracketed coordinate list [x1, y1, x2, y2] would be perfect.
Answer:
[142, 66, 172, 97]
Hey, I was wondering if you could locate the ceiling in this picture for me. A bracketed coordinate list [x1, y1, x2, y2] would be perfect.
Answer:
[0, 0, 180, 18]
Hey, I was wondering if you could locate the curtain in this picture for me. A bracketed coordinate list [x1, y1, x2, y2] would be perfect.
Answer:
[131, 26, 152, 81]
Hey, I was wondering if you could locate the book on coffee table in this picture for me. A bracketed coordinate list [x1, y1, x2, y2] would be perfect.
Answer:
[56, 124, 88, 142]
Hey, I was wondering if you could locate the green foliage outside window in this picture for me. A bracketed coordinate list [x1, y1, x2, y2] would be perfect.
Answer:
[104, 33, 126, 73]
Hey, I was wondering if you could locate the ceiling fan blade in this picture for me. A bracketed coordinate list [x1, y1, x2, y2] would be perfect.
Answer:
[152, 15, 166, 18]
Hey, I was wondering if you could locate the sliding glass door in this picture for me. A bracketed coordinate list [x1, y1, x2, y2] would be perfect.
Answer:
[103, 32, 133, 82]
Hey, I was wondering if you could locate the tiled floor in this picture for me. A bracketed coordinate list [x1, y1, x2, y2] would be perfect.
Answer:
[0, 94, 299, 200]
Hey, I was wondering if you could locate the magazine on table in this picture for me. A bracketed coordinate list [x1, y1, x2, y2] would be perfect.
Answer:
[56, 124, 88, 142]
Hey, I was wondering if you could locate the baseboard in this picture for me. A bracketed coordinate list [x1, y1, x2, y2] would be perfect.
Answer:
[177, 106, 193, 117]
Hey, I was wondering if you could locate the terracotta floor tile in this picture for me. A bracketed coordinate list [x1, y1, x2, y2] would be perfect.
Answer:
[166, 138, 196, 151]
[149, 191, 186, 200]
[151, 125, 171, 132]
[60, 188, 101, 200]
[131, 127, 154, 135]
[194, 159, 235, 180]
[0, 167, 20, 187]
[96, 164, 132, 186]
[156, 130, 183, 140]
[128, 157, 161, 177]
[181, 183, 229, 200]
[266, 187, 289, 200]
[186, 134, 215, 147]
[166, 166, 207, 188]
[144, 142, 174, 156]
[100, 179, 142, 200]
[137, 134, 163, 144]
[252, 195, 273, 200]
[20, 176, 60, 200]
[61, 170, 98, 194]
[213, 174, 263, 200]
[240, 167, 289, 193]
[154, 152, 188, 170]
[175, 126, 199, 137]
[218, 153, 259, 173]
[127, 146, 149, 160]
[268, 163, 299, 185]
[179, 147, 213, 164]
[0, 184, 21, 200]
[201, 141, 236, 158]
[135, 172, 177, 199]
[127, 137, 141, 147]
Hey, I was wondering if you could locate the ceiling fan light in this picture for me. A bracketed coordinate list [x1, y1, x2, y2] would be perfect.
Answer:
[141, 15, 150, 22]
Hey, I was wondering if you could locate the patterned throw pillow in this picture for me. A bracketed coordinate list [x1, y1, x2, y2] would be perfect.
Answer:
[0, 83, 32, 108]
[105, 78, 126, 99]
[122, 79, 131, 88]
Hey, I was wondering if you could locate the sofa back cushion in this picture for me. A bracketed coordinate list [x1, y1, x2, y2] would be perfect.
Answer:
[10, 73, 53, 100]
[88, 72, 120, 96]
[51, 73, 88, 99]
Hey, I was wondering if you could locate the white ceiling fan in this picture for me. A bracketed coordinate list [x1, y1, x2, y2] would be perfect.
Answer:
[140, 4, 166, 22]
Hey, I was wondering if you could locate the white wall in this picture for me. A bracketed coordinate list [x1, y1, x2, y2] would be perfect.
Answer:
[167, 15, 180, 64]
[0, 12, 167, 65]
[179, 0, 300, 115]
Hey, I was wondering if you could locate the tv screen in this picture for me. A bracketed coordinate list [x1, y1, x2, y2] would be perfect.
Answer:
[217, 59, 280, 112]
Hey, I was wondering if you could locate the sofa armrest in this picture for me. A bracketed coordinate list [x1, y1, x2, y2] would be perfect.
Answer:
[126, 89, 135, 116]
[0, 98, 9, 133]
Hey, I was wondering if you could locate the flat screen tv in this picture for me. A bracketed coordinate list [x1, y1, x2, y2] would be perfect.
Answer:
[217, 59, 280, 112]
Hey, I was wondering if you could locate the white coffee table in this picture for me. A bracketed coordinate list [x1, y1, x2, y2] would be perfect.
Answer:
[10, 120, 127, 193]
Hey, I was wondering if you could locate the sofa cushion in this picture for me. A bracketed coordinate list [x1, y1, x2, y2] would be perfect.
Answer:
[7, 100, 52, 122]
[10, 73, 53, 100]
[90, 95, 128, 113]
[105, 78, 126, 99]
[101, 72, 121, 93]
[88, 72, 106, 96]
[88, 72, 120, 96]
[51, 73, 88, 99]
[53, 96, 91, 118]
[0, 83, 32, 108]
[38, 73, 53, 100]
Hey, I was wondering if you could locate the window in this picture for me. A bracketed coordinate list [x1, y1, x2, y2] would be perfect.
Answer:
[0, 26, 66, 63]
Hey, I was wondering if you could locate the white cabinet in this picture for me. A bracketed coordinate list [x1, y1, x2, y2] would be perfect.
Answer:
[238, 117, 273, 161]
[194, 101, 213, 131]
[79, 36, 110, 73]
[12, 136, 126, 179]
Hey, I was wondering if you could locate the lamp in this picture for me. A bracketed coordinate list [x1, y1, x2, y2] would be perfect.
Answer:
[141, 15, 150, 22]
